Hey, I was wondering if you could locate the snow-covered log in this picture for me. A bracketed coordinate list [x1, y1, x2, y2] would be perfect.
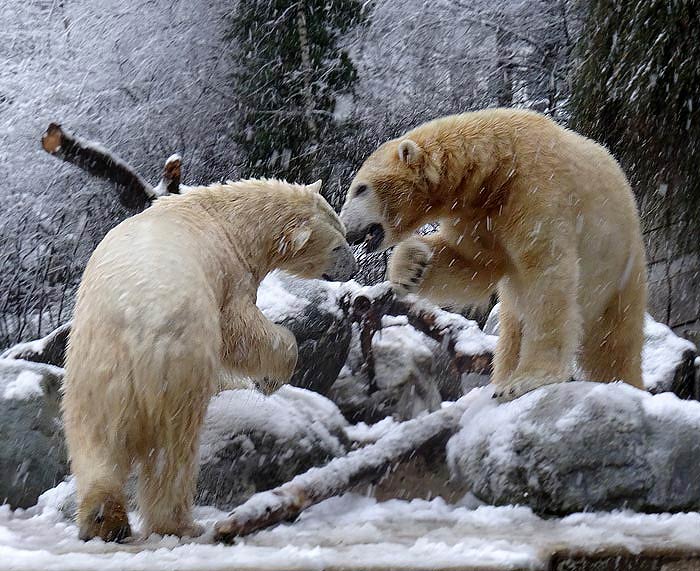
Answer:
[41, 123, 155, 209]
[213, 393, 473, 543]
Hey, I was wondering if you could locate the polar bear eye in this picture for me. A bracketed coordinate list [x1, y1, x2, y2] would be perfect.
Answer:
[355, 184, 368, 197]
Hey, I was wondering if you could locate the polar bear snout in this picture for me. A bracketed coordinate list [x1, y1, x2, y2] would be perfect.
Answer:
[345, 223, 385, 253]
[340, 182, 389, 253]
[322, 242, 358, 281]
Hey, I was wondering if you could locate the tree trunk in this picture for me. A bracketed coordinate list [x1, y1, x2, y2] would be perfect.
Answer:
[296, 1, 317, 137]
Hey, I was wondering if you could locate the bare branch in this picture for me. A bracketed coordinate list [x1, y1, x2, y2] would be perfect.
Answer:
[348, 286, 493, 382]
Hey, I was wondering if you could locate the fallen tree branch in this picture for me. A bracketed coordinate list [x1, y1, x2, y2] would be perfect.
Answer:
[41, 123, 156, 209]
[213, 392, 474, 543]
[347, 286, 494, 389]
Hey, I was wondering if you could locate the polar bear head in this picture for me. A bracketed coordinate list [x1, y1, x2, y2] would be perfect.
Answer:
[339, 137, 442, 252]
[275, 180, 358, 282]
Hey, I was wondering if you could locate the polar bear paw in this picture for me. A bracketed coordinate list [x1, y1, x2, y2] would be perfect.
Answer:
[388, 237, 433, 296]
[492, 374, 563, 402]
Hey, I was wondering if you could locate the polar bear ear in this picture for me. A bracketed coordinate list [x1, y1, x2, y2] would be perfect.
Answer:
[398, 139, 421, 166]
[307, 179, 323, 193]
[285, 226, 312, 253]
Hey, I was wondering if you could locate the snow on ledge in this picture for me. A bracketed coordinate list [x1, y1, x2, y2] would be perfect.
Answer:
[6, 487, 700, 570]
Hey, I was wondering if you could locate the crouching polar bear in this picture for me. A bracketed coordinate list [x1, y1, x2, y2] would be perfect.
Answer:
[340, 108, 647, 401]
[62, 179, 356, 542]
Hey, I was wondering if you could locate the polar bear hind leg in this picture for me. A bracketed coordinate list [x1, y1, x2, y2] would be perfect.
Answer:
[579, 272, 645, 389]
[71, 435, 132, 542]
[135, 364, 212, 538]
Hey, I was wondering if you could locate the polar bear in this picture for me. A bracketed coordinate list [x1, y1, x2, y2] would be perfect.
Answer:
[340, 108, 647, 402]
[62, 179, 356, 542]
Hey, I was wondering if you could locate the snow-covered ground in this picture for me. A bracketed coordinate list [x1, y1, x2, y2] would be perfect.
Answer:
[4, 482, 700, 571]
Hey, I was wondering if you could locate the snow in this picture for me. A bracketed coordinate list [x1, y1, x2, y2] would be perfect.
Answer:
[376, 315, 435, 361]
[0, 358, 64, 400]
[343, 416, 400, 444]
[2, 370, 43, 400]
[255, 272, 311, 322]
[448, 387, 545, 470]
[200, 386, 347, 464]
[642, 313, 697, 391]
[255, 271, 352, 322]
[5, 483, 700, 571]
[415, 297, 497, 355]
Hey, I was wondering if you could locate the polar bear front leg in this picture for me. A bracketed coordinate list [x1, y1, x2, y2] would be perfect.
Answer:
[387, 236, 433, 296]
[221, 301, 298, 395]
[493, 254, 580, 402]
[388, 234, 502, 306]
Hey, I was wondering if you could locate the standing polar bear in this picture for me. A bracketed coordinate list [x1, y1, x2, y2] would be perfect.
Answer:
[340, 108, 647, 401]
[63, 179, 356, 542]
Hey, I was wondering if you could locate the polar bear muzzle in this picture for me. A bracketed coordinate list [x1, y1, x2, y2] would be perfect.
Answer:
[322, 242, 358, 281]
[346, 223, 385, 253]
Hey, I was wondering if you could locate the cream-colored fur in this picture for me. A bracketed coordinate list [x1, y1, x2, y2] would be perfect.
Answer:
[62, 179, 355, 542]
[340, 108, 647, 401]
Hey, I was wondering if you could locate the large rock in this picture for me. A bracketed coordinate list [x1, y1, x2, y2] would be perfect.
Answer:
[264, 273, 351, 396]
[642, 315, 698, 398]
[484, 305, 698, 398]
[197, 385, 348, 509]
[447, 382, 700, 514]
[0, 359, 68, 508]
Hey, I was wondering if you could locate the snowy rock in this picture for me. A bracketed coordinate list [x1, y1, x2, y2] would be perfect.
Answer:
[447, 383, 700, 514]
[1, 323, 71, 367]
[642, 315, 697, 397]
[264, 273, 352, 395]
[197, 385, 349, 510]
[484, 305, 698, 398]
[328, 316, 445, 423]
[0, 359, 68, 509]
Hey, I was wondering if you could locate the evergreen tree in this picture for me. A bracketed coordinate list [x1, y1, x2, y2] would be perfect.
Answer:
[229, 0, 364, 206]
[570, 0, 700, 330]
[571, 0, 699, 213]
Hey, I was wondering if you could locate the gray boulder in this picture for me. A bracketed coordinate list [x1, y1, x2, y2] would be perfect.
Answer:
[197, 385, 348, 510]
[447, 382, 700, 514]
[0, 358, 68, 508]
[269, 274, 351, 396]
